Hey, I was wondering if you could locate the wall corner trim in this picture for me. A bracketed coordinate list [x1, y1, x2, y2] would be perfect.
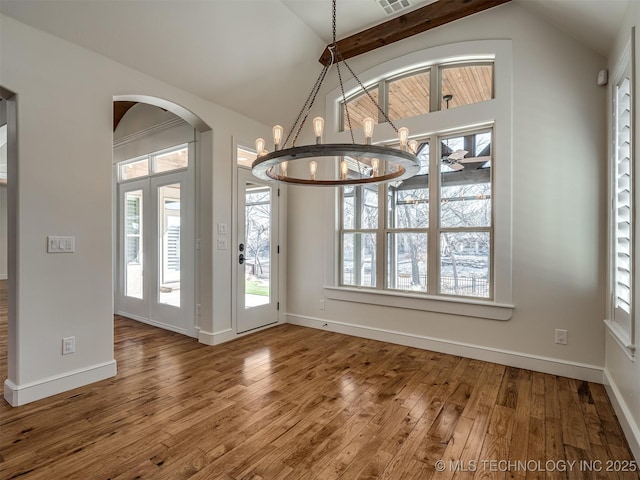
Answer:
[604, 368, 640, 462]
[286, 313, 603, 383]
[3, 360, 117, 407]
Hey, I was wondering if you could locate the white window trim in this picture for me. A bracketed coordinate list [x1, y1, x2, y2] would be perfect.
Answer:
[323, 40, 514, 320]
[606, 32, 636, 359]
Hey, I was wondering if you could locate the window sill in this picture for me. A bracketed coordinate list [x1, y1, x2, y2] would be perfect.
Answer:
[604, 319, 636, 361]
[324, 286, 514, 321]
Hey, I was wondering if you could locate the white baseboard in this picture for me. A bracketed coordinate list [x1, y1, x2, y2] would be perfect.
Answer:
[4, 360, 117, 407]
[0, 274, 7, 280]
[116, 311, 194, 338]
[604, 368, 640, 462]
[199, 328, 238, 346]
[286, 314, 604, 383]
[198, 329, 216, 345]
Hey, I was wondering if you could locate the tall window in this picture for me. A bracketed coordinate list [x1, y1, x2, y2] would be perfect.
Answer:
[340, 128, 493, 299]
[612, 52, 634, 341]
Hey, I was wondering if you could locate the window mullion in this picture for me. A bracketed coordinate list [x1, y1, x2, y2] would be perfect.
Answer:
[428, 134, 440, 294]
[378, 80, 387, 124]
[377, 184, 386, 289]
[431, 66, 440, 113]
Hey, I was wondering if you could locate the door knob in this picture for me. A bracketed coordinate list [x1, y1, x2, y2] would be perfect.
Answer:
[239, 253, 245, 265]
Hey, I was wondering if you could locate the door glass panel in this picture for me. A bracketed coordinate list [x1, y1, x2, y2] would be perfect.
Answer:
[125, 190, 143, 298]
[158, 183, 181, 307]
[245, 183, 271, 308]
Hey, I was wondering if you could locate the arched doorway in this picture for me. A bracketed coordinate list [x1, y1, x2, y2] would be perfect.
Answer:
[113, 97, 211, 337]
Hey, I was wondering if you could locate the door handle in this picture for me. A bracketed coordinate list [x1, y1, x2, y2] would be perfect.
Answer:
[239, 253, 245, 265]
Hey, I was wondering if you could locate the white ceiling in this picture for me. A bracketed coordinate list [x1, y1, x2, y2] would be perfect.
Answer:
[0, 0, 627, 127]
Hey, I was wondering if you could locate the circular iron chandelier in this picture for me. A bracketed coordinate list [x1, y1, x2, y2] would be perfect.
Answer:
[251, 0, 420, 187]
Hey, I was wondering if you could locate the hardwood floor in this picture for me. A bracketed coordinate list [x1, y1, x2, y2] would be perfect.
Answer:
[0, 293, 636, 478]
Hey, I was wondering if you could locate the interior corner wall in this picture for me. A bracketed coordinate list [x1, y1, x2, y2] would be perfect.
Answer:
[0, 186, 7, 279]
[286, 3, 608, 379]
[0, 14, 271, 405]
[604, 0, 640, 462]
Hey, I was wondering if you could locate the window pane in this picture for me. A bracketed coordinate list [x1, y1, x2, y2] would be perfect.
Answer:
[342, 186, 355, 229]
[387, 140, 429, 228]
[386, 232, 427, 292]
[125, 190, 143, 299]
[342, 233, 376, 287]
[440, 132, 492, 228]
[120, 158, 149, 181]
[388, 181, 429, 229]
[158, 183, 181, 307]
[237, 146, 257, 168]
[361, 184, 378, 229]
[245, 185, 271, 309]
[388, 70, 430, 121]
[440, 64, 493, 110]
[154, 146, 188, 173]
[342, 88, 379, 131]
[440, 231, 490, 298]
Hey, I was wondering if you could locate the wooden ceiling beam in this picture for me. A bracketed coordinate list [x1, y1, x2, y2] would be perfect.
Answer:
[319, 0, 511, 66]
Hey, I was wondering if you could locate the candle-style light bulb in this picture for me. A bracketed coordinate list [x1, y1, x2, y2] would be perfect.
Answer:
[273, 125, 283, 150]
[280, 161, 288, 177]
[408, 139, 418, 155]
[398, 127, 409, 149]
[313, 117, 325, 144]
[363, 117, 375, 144]
[371, 158, 379, 177]
[255, 138, 266, 156]
[309, 160, 318, 180]
[340, 160, 348, 180]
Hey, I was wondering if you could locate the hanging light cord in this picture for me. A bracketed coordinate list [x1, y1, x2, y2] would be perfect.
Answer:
[285, 0, 401, 151]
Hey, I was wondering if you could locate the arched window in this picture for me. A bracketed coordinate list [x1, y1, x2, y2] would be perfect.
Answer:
[340, 61, 493, 131]
[325, 41, 513, 320]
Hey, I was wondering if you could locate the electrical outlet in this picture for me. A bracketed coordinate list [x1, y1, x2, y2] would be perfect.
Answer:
[555, 329, 568, 345]
[319, 299, 326, 310]
[62, 336, 75, 355]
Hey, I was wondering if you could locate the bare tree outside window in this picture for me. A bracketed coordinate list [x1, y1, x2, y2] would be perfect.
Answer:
[245, 187, 271, 301]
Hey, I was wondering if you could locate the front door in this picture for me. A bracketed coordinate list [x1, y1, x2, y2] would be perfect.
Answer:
[236, 167, 279, 333]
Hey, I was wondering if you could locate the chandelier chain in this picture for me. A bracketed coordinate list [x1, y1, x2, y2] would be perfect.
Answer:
[285, 61, 331, 148]
[336, 50, 400, 134]
[336, 61, 355, 143]
[332, 0, 337, 44]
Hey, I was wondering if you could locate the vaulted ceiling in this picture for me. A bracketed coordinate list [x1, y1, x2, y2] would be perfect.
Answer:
[0, 0, 628, 127]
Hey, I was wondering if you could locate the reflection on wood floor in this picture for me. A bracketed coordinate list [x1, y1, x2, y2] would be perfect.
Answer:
[0, 289, 636, 478]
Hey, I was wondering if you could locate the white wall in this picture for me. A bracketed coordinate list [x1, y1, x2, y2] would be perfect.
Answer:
[605, 0, 640, 462]
[0, 14, 274, 405]
[287, 3, 608, 380]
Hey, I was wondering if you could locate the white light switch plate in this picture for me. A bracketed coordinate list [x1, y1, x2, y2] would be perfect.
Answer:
[47, 236, 75, 253]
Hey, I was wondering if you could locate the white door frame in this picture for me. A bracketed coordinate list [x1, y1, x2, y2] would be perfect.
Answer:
[235, 166, 280, 334]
